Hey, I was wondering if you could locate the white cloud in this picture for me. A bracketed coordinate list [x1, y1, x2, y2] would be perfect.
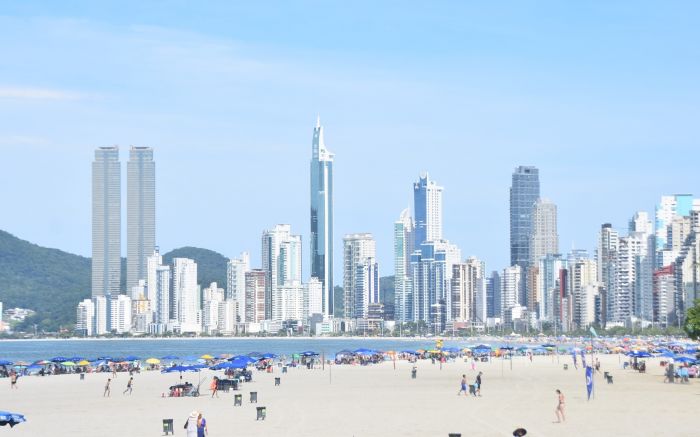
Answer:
[0, 86, 85, 100]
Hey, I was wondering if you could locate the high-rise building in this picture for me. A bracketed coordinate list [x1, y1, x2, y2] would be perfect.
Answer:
[486, 271, 501, 318]
[411, 240, 461, 329]
[153, 265, 171, 327]
[530, 198, 558, 265]
[110, 294, 132, 334]
[262, 225, 302, 321]
[510, 166, 540, 303]
[451, 258, 485, 323]
[146, 249, 162, 302]
[629, 212, 655, 321]
[655, 194, 693, 252]
[76, 299, 95, 336]
[227, 252, 250, 322]
[304, 277, 323, 318]
[343, 233, 377, 319]
[126, 146, 155, 292]
[569, 257, 598, 328]
[172, 258, 200, 333]
[500, 265, 522, 320]
[310, 116, 334, 317]
[597, 224, 619, 327]
[413, 173, 443, 250]
[273, 284, 305, 322]
[538, 254, 565, 324]
[92, 146, 121, 298]
[245, 269, 266, 323]
[394, 209, 414, 322]
[93, 295, 109, 335]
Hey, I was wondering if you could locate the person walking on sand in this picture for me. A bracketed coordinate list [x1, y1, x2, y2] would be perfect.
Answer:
[197, 412, 208, 437]
[123, 376, 133, 395]
[457, 374, 468, 396]
[10, 371, 18, 389]
[475, 372, 483, 396]
[103, 378, 111, 397]
[184, 411, 198, 437]
[554, 389, 566, 422]
[210, 376, 219, 398]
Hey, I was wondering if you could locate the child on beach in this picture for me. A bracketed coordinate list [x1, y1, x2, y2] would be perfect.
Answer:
[123, 377, 133, 395]
[457, 375, 468, 396]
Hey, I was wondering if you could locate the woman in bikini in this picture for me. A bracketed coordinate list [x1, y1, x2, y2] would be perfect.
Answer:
[555, 389, 565, 422]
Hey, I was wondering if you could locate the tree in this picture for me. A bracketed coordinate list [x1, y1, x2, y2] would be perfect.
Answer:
[683, 299, 700, 340]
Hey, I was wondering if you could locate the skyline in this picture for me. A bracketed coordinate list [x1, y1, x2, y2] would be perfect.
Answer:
[2, 1, 700, 277]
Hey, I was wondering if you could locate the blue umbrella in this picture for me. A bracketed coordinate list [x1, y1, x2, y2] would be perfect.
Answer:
[124, 355, 140, 361]
[211, 359, 248, 370]
[96, 356, 113, 361]
[0, 411, 26, 428]
[673, 356, 696, 364]
[69, 356, 84, 362]
[161, 355, 179, 360]
[0, 360, 13, 366]
[50, 357, 69, 363]
[228, 356, 257, 364]
[161, 365, 200, 373]
[261, 353, 277, 359]
[300, 351, 319, 356]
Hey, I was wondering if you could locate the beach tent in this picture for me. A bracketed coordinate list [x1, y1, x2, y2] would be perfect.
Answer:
[0, 411, 26, 428]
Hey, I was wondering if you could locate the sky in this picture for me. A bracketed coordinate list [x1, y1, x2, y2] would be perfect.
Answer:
[1, 1, 699, 279]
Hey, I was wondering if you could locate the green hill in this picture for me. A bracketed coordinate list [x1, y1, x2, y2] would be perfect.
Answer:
[0, 230, 91, 332]
[0, 230, 230, 333]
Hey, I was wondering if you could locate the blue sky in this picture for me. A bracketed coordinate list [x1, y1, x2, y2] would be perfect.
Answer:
[1, 1, 699, 279]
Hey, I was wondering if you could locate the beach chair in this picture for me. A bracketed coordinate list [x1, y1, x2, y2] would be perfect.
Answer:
[256, 406, 266, 420]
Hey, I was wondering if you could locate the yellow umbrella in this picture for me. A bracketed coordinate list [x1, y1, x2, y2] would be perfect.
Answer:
[77, 360, 90, 366]
[200, 354, 214, 360]
[146, 358, 160, 365]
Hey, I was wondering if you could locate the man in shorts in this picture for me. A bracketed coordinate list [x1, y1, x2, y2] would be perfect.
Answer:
[457, 374, 468, 396]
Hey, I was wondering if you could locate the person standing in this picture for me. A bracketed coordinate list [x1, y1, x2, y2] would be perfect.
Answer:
[210, 376, 219, 398]
[103, 378, 111, 397]
[554, 389, 566, 423]
[123, 377, 133, 395]
[475, 372, 483, 396]
[185, 411, 198, 437]
[10, 371, 18, 389]
[457, 374, 468, 396]
[197, 412, 208, 437]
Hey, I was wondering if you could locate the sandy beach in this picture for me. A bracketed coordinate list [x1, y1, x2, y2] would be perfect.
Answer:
[1, 353, 697, 436]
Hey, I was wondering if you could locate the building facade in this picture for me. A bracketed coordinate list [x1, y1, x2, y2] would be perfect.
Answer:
[126, 146, 155, 292]
[92, 146, 121, 298]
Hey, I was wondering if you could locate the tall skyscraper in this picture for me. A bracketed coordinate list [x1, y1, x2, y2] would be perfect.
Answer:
[500, 265, 522, 320]
[245, 269, 266, 323]
[127, 146, 155, 291]
[597, 223, 618, 326]
[394, 209, 414, 322]
[450, 257, 485, 323]
[655, 194, 693, 252]
[343, 233, 378, 319]
[530, 198, 559, 265]
[262, 224, 302, 320]
[413, 173, 443, 250]
[486, 271, 501, 318]
[92, 146, 121, 298]
[146, 249, 162, 303]
[310, 116, 334, 317]
[509, 165, 540, 303]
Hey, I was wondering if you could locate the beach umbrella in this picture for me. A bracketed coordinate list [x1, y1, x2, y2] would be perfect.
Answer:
[77, 360, 90, 366]
[161, 365, 200, 373]
[0, 360, 13, 366]
[211, 359, 248, 370]
[300, 351, 318, 356]
[96, 356, 113, 361]
[124, 355, 140, 361]
[145, 358, 160, 365]
[228, 356, 257, 364]
[0, 411, 26, 428]
[673, 356, 696, 364]
[61, 361, 76, 367]
[33, 360, 50, 365]
[161, 355, 179, 360]
[200, 354, 214, 360]
[50, 357, 69, 363]
[70, 356, 84, 362]
[247, 352, 263, 359]
[261, 353, 277, 359]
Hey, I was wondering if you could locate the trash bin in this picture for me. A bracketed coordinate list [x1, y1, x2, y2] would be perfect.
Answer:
[234, 394, 242, 406]
[162, 419, 174, 435]
[411, 368, 417, 379]
[563, 364, 568, 370]
[232, 379, 239, 391]
[80, 373, 85, 381]
[282, 366, 288, 374]
[250, 391, 258, 403]
[256, 406, 266, 421]
[274, 377, 281, 386]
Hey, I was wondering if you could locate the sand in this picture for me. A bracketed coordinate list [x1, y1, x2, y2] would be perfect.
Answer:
[0, 354, 697, 436]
